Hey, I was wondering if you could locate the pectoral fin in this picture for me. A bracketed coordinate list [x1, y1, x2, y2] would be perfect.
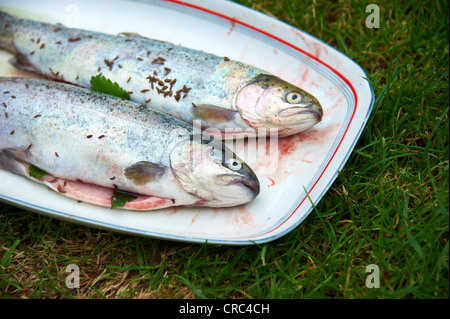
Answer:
[0, 148, 29, 175]
[124, 161, 167, 185]
[8, 53, 39, 74]
[192, 104, 238, 125]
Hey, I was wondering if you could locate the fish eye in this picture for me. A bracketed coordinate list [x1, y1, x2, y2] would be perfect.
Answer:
[225, 158, 242, 171]
[286, 91, 302, 104]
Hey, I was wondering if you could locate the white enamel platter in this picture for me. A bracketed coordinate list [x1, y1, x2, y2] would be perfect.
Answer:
[0, 0, 374, 245]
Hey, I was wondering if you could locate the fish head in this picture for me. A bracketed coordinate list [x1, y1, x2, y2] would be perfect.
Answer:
[235, 74, 323, 136]
[170, 135, 260, 207]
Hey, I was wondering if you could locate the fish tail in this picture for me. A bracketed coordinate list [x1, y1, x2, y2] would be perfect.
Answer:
[0, 11, 18, 52]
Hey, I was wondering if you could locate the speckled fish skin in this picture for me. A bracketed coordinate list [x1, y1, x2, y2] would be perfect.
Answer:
[0, 11, 323, 138]
[0, 77, 259, 209]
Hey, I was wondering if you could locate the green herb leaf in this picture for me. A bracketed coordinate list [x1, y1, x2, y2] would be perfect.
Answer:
[90, 75, 130, 100]
[28, 164, 48, 179]
[111, 190, 138, 209]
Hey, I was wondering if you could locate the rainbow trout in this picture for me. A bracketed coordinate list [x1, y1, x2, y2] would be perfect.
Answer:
[0, 77, 259, 210]
[0, 11, 323, 138]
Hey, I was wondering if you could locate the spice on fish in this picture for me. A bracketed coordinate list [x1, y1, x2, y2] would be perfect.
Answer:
[104, 58, 114, 70]
[151, 57, 165, 65]
[49, 67, 59, 77]
[146, 75, 157, 89]
[68, 36, 81, 42]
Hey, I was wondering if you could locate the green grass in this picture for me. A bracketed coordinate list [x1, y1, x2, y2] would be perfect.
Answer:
[0, 0, 448, 299]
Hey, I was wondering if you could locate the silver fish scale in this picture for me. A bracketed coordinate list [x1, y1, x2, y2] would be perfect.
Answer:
[0, 77, 193, 188]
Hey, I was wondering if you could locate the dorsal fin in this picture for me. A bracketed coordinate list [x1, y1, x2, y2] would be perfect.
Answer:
[118, 32, 151, 40]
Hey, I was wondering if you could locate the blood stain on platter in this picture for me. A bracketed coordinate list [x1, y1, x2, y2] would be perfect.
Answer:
[190, 213, 200, 225]
[230, 206, 256, 232]
[227, 19, 236, 36]
[300, 68, 310, 84]
[167, 207, 178, 215]
[290, 27, 323, 58]
[260, 119, 342, 187]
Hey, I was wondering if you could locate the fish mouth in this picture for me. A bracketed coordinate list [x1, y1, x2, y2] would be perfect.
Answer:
[278, 105, 323, 121]
[240, 180, 260, 198]
[216, 174, 260, 198]
[235, 177, 260, 198]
